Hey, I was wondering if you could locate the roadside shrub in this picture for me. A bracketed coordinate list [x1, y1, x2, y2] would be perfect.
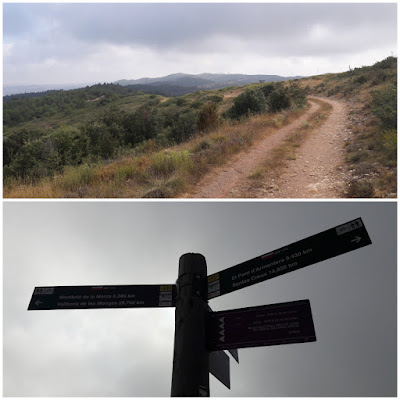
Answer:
[371, 84, 397, 130]
[347, 150, 369, 163]
[287, 82, 307, 109]
[260, 84, 275, 98]
[382, 129, 397, 160]
[197, 103, 219, 133]
[149, 150, 193, 177]
[225, 89, 266, 119]
[267, 87, 291, 113]
[348, 180, 374, 198]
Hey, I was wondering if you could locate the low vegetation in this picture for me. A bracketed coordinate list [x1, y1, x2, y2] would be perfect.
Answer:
[4, 99, 309, 198]
[4, 81, 308, 197]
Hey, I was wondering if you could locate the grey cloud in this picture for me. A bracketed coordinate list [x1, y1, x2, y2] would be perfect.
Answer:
[3, 3, 397, 84]
[5, 3, 396, 55]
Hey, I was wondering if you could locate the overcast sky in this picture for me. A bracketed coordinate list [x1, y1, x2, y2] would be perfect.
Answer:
[3, 2, 397, 86]
[3, 201, 396, 397]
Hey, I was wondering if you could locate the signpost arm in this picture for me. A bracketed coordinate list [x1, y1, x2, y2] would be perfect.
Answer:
[171, 253, 209, 397]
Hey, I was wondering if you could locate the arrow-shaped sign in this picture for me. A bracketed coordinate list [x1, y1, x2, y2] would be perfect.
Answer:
[207, 218, 372, 299]
[28, 284, 177, 310]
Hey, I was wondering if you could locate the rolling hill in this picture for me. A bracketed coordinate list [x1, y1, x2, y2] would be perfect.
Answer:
[116, 72, 303, 91]
[3, 57, 396, 198]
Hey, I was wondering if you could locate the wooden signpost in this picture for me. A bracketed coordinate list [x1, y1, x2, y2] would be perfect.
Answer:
[28, 218, 371, 396]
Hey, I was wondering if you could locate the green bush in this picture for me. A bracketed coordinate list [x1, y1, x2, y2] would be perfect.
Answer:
[371, 84, 397, 130]
[287, 82, 307, 109]
[197, 103, 219, 132]
[225, 89, 266, 119]
[191, 100, 204, 109]
[354, 75, 368, 84]
[382, 129, 397, 160]
[259, 84, 275, 98]
[372, 56, 397, 71]
[176, 97, 187, 106]
[267, 87, 291, 113]
[121, 107, 158, 146]
[168, 112, 198, 143]
[348, 180, 374, 198]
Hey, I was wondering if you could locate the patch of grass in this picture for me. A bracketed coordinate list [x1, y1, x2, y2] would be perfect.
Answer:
[347, 180, 374, 198]
[142, 174, 187, 198]
[148, 150, 193, 177]
[112, 163, 138, 184]
[346, 150, 370, 163]
[57, 164, 97, 194]
[271, 113, 288, 128]
[302, 121, 313, 129]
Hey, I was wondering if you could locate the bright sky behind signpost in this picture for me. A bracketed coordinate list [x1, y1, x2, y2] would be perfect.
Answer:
[3, 3, 397, 86]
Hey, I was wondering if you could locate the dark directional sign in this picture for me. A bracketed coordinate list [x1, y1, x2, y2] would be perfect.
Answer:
[209, 350, 230, 389]
[207, 300, 316, 351]
[28, 284, 177, 310]
[208, 217, 371, 299]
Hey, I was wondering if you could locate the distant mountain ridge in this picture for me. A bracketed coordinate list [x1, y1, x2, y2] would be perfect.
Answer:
[3, 82, 95, 96]
[4, 73, 303, 98]
[115, 72, 303, 90]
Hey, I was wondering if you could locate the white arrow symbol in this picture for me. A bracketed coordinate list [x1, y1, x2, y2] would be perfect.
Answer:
[218, 317, 225, 341]
[35, 300, 43, 306]
[351, 236, 361, 244]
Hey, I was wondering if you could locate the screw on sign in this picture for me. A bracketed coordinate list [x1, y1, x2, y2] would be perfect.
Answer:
[28, 218, 371, 397]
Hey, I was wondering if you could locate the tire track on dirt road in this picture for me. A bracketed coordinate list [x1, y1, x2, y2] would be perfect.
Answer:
[241, 97, 351, 198]
[187, 99, 322, 198]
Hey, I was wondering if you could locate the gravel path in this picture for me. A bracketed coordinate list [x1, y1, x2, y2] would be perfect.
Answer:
[187, 97, 350, 199]
[188, 101, 320, 198]
[249, 97, 350, 198]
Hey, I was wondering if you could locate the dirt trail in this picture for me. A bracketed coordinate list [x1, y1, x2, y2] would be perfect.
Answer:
[258, 97, 350, 198]
[187, 97, 350, 199]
